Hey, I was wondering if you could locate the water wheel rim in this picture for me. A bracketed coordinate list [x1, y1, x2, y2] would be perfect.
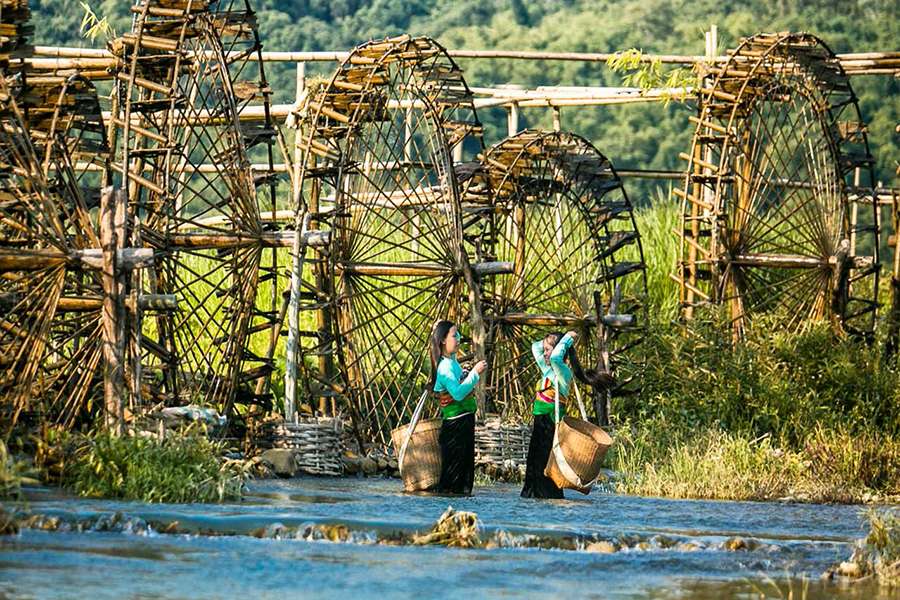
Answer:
[679, 32, 879, 338]
[293, 36, 484, 444]
[111, 2, 270, 413]
[475, 130, 648, 420]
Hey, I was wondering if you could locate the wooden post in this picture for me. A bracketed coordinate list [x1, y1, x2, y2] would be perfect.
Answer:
[850, 167, 860, 255]
[284, 212, 310, 423]
[293, 62, 306, 202]
[551, 106, 561, 131]
[452, 140, 463, 163]
[887, 190, 900, 355]
[507, 103, 519, 137]
[100, 186, 126, 435]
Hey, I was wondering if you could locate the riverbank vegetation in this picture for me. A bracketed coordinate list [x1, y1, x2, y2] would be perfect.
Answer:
[600, 194, 900, 504]
[825, 509, 900, 586]
[34, 429, 245, 504]
[1, 440, 37, 501]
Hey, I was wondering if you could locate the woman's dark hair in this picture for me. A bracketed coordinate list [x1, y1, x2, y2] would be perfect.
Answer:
[545, 331, 615, 390]
[429, 320, 456, 386]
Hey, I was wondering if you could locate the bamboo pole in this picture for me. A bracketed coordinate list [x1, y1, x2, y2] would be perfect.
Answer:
[730, 253, 831, 268]
[100, 186, 126, 435]
[31, 45, 900, 70]
[507, 103, 519, 136]
[284, 212, 311, 423]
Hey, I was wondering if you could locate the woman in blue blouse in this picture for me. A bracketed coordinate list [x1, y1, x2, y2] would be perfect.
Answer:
[430, 320, 487, 495]
[521, 330, 592, 499]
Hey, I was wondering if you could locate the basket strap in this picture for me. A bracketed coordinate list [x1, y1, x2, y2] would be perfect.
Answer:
[398, 389, 429, 472]
[572, 380, 588, 421]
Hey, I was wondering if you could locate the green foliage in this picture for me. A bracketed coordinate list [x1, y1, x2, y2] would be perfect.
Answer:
[61, 431, 245, 503]
[618, 316, 900, 446]
[79, 1, 116, 42]
[863, 509, 900, 585]
[28, 0, 897, 204]
[628, 195, 681, 319]
[606, 49, 698, 105]
[607, 310, 900, 503]
[0, 440, 38, 500]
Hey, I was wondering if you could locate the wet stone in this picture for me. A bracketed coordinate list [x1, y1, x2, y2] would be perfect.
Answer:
[651, 535, 677, 549]
[360, 457, 378, 476]
[837, 561, 862, 578]
[675, 541, 703, 552]
[586, 540, 617, 554]
[723, 536, 759, 551]
[259, 449, 299, 478]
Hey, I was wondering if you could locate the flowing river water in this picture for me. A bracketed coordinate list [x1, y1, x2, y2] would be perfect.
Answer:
[1, 477, 896, 599]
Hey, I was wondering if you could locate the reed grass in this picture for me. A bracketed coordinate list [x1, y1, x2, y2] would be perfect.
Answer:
[0, 440, 38, 500]
[59, 430, 245, 503]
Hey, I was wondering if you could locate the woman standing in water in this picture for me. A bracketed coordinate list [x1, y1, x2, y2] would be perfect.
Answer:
[430, 320, 487, 495]
[521, 330, 606, 499]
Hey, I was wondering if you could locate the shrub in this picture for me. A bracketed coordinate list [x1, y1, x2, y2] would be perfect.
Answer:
[61, 431, 244, 503]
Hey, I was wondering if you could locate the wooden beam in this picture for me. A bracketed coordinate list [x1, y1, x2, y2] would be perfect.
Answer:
[730, 253, 829, 269]
[487, 312, 597, 327]
[338, 262, 452, 277]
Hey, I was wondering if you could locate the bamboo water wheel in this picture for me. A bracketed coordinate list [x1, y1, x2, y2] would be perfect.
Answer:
[0, 74, 76, 428]
[0, 3, 115, 429]
[469, 131, 648, 425]
[20, 74, 112, 428]
[677, 32, 880, 339]
[107, 0, 284, 416]
[289, 35, 494, 444]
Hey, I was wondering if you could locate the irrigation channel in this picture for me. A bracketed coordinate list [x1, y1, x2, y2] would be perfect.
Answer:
[2, 478, 895, 599]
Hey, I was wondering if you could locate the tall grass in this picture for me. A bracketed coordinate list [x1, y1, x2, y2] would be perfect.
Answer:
[628, 191, 681, 320]
[606, 308, 900, 502]
[609, 423, 900, 503]
[58, 431, 245, 503]
[0, 440, 37, 500]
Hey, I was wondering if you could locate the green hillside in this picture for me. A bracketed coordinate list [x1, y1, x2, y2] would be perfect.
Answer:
[33, 0, 899, 201]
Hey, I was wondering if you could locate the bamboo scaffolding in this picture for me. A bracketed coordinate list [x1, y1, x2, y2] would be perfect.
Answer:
[29, 46, 900, 74]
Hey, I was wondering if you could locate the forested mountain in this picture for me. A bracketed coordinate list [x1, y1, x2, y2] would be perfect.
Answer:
[31, 0, 898, 201]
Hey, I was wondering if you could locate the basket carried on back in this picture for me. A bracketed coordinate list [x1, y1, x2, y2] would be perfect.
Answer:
[391, 418, 442, 492]
[544, 416, 612, 495]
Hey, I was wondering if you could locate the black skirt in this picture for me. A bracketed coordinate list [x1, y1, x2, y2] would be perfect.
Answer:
[436, 412, 475, 495]
[521, 413, 564, 499]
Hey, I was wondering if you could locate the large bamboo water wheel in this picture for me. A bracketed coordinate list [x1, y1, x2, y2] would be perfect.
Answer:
[469, 131, 648, 425]
[677, 32, 880, 339]
[289, 35, 492, 444]
[108, 0, 284, 416]
[0, 75, 76, 428]
[0, 4, 115, 429]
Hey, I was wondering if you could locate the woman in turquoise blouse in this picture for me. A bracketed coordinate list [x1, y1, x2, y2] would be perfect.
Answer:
[430, 320, 486, 495]
[521, 330, 591, 499]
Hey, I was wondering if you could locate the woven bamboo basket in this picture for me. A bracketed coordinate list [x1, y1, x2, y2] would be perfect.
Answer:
[391, 418, 442, 492]
[260, 417, 344, 476]
[544, 416, 612, 494]
[475, 417, 530, 467]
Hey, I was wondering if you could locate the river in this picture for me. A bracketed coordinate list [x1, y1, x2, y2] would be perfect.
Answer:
[1, 477, 894, 599]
